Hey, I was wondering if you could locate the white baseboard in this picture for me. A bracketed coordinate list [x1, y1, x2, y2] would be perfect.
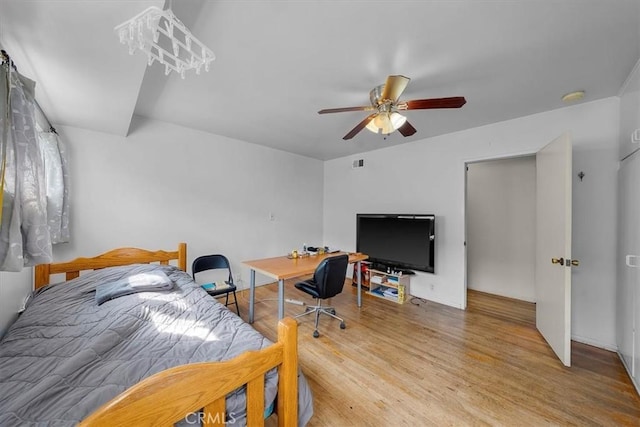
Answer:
[616, 351, 640, 396]
[572, 337, 640, 396]
[571, 334, 617, 352]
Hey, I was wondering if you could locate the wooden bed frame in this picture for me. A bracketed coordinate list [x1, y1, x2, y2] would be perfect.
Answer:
[33, 243, 299, 427]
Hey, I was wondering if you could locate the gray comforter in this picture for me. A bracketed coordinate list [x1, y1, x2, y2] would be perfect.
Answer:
[0, 264, 313, 426]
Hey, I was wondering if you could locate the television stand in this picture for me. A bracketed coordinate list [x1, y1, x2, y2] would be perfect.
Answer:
[367, 268, 410, 304]
[370, 262, 415, 276]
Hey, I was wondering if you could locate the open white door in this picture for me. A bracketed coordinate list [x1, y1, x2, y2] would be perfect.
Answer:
[535, 132, 573, 366]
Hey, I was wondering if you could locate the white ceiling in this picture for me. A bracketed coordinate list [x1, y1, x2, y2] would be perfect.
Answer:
[1, 0, 639, 160]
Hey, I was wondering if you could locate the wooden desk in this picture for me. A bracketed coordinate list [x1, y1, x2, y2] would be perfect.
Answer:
[243, 252, 369, 323]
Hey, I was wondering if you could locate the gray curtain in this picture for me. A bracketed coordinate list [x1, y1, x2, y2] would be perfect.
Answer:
[36, 113, 70, 245]
[0, 59, 69, 271]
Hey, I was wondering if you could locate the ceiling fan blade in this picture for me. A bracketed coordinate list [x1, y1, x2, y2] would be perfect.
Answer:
[397, 120, 417, 137]
[318, 106, 374, 114]
[381, 75, 410, 103]
[401, 96, 467, 110]
[343, 114, 377, 140]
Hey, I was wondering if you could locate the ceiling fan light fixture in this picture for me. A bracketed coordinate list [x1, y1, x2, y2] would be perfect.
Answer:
[366, 112, 407, 135]
[391, 112, 407, 129]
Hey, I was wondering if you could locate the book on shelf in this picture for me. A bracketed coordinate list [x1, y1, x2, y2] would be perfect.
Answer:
[370, 275, 384, 285]
[371, 286, 386, 296]
[383, 287, 398, 298]
[371, 285, 398, 299]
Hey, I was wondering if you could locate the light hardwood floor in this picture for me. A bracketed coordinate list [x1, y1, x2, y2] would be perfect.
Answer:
[236, 281, 640, 426]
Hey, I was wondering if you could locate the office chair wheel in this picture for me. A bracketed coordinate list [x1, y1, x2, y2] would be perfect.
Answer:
[313, 330, 320, 338]
[340, 322, 346, 329]
[329, 308, 336, 315]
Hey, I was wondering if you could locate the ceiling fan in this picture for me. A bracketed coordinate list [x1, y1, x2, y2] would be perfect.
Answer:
[318, 75, 466, 140]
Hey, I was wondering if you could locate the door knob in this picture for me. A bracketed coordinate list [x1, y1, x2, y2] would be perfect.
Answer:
[571, 259, 579, 266]
[551, 257, 564, 265]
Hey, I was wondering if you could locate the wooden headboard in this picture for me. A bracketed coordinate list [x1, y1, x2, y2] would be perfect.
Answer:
[34, 243, 187, 289]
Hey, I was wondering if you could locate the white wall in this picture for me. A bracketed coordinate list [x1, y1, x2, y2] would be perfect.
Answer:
[466, 157, 536, 302]
[52, 116, 324, 288]
[0, 98, 620, 350]
[324, 97, 620, 350]
[0, 269, 32, 338]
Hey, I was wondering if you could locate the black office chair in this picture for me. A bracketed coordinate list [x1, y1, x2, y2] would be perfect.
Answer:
[294, 254, 349, 338]
[192, 254, 240, 316]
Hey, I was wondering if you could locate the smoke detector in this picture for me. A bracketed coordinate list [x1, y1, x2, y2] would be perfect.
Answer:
[561, 91, 585, 103]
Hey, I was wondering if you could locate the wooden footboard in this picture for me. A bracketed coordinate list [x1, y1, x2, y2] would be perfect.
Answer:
[34, 243, 187, 289]
[80, 317, 298, 427]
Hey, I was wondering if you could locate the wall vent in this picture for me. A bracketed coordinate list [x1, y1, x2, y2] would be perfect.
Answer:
[352, 159, 364, 169]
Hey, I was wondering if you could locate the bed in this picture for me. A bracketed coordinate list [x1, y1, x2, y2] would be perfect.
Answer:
[0, 243, 312, 426]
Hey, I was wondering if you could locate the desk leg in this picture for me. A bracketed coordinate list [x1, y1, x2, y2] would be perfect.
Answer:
[357, 260, 362, 308]
[278, 278, 285, 320]
[249, 269, 256, 324]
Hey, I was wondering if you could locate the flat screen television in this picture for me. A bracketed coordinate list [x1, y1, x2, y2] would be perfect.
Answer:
[356, 214, 435, 273]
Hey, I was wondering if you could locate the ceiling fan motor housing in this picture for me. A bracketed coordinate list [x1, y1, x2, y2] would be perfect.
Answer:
[370, 84, 386, 106]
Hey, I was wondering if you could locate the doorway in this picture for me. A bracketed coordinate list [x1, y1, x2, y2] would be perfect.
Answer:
[464, 132, 574, 366]
[465, 155, 536, 302]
